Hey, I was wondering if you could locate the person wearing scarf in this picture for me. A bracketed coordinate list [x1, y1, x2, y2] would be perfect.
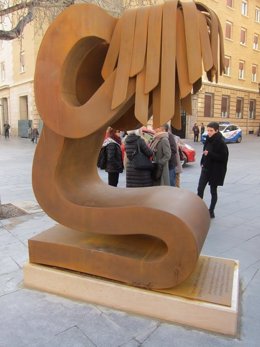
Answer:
[150, 125, 171, 186]
[197, 122, 229, 218]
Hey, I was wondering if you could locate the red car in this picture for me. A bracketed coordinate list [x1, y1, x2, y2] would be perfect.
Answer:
[178, 141, 196, 166]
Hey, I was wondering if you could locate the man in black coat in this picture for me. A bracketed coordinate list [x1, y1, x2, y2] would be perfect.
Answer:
[197, 122, 229, 218]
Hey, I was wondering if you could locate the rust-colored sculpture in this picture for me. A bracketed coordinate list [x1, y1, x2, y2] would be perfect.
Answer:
[29, 1, 224, 289]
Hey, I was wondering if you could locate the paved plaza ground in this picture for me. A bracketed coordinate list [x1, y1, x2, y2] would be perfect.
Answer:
[0, 134, 260, 347]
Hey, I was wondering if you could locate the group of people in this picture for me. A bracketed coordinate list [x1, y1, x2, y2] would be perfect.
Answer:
[192, 122, 205, 142]
[99, 125, 184, 189]
[2, 123, 39, 143]
[99, 121, 229, 219]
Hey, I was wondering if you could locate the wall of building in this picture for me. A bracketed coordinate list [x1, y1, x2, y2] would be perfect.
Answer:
[196, 83, 260, 133]
[187, 0, 260, 139]
[8, 81, 34, 136]
[1, 0, 260, 138]
[0, 16, 13, 134]
[0, 14, 41, 136]
[10, 22, 36, 135]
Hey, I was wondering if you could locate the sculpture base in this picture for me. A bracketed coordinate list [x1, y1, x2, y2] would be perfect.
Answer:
[23, 255, 239, 336]
[27, 224, 208, 289]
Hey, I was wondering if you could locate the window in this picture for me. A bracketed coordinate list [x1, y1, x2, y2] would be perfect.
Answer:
[226, 0, 233, 7]
[224, 56, 231, 76]
[239, 61, 245, 79]
[236, 97, 244, 118]
[0, 62, 5, 81]
[204, 93, 214, 117]
[230, 125, 238, 131]
[256, 7, 260, 22]
[242, 0, 248, 16]
[221, 95, 230, 118]
[240, 28, 247, 45]
[252, 65, 257, 82]
[225, 21, 233, 39]
[249, 99, 256, 119]
[20, 51, 25, 73]
[253, 34, 259, 50]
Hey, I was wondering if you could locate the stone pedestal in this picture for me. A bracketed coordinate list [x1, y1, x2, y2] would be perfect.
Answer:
[27, 223, 210, 289]
[23, 255, 239, 336]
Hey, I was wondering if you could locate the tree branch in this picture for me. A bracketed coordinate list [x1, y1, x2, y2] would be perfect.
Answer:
[0, 10, 33, 40]
[0, 0, 75, 17]
[0, 1, 34, 16]
[0, 1, 75, 40]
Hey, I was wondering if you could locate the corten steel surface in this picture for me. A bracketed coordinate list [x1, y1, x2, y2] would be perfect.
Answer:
[31, 1, 224, 289]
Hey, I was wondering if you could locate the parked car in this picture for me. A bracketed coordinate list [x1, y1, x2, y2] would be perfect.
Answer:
[201, 122, 242, 144]
[179, 141, 196, 166]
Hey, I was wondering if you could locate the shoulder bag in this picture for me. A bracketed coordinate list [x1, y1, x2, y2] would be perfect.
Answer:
[131, 139, 153, 170]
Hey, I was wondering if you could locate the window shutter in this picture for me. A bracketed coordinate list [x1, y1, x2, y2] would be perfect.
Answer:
[240, 29, 246, 43]
[224, 57, 229, 68]
[249, 100, 254, 112]
[236, 99, 242, 113]
[204, 94, 212, 117]
[226, 23, 231, 38]
[221, 97, 227, 112]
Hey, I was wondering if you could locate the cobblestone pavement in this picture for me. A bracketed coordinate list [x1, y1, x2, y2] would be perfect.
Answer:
[0, 134, 260, 347]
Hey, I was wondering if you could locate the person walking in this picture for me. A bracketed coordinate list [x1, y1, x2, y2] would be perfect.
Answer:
[31, 127, 39, 143]
[3, 123, 10, 139]
[124, 129, 153, 187]
[192, 123, 200, 142]
[197, 122, 229, 218]
[103, 127, 124, 187]
[150, 125, 171, 186]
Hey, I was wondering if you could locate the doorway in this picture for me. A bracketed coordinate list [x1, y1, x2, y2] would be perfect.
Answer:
[19, 95, 29, 120]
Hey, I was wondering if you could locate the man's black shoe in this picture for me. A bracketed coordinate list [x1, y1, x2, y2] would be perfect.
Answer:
[209, 210, 215, 218]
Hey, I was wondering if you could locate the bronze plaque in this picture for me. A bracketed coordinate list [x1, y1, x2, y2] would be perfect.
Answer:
[158, 255, 237, 306]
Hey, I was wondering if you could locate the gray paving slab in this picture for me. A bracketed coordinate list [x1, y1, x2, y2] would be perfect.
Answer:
[0, 134, 260, 346]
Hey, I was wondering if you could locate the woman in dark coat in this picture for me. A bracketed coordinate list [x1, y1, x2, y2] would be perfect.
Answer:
[103, 128, 124, 187]
[197, 122, 229, 218]
[125, 130, 153, 187]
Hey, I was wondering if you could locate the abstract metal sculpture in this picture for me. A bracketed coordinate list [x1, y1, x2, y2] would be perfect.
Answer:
[30, 1, 224, 289]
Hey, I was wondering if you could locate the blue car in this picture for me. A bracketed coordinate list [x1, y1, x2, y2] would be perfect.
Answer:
[201, 123, 242, 144]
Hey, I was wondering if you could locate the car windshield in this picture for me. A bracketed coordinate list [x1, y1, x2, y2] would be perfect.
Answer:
[219, 125, 228, 131]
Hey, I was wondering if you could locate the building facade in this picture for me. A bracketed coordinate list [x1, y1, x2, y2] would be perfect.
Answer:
[0, 15, 13, 134]
[0, 18, 41, 136]
[0, 0, 260, 137]
[188, 0, 260, 137]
